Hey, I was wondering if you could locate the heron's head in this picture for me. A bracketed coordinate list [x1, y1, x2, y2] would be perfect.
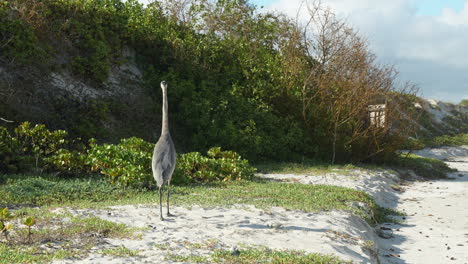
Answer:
[160, 81, 168, 90]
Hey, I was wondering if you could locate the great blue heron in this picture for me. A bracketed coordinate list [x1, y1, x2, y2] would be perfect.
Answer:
[152, 81, 176, 221]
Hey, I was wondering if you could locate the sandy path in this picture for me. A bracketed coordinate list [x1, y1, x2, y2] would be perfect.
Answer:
[378, 147, 468, 264]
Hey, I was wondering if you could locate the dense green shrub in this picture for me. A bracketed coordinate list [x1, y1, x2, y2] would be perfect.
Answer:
[44, 148, 89, 175]
[400, 138, 426, 151]
[85, 137, 153, 187]
[0, 1, 48, 65]
[14, 122, 68, 157]
[0, 127, 22, 173]
[86, 140, 255, 186]
[174, 147, 256, 184]
[1, 122, 256, 187]
[0, 122, 68, 173]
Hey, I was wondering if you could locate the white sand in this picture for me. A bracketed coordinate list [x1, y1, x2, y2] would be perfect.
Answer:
[377, 148, 468, 264]
[57, 205, 378, 263]
[413, 146, 468, 161]
[53, 146, 468, 264]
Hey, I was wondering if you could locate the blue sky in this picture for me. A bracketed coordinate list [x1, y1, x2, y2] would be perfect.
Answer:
[250, 0, 466, 15]
[415, 0, 464, 15]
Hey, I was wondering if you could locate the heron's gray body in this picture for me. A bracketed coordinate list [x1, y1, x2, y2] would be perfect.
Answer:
[152, 133, 176, 187]
[152, 81, 176, 220]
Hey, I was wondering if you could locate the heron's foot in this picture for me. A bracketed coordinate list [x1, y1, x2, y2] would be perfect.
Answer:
[167, 212, 175, 217]
[160, 215, 165, 221]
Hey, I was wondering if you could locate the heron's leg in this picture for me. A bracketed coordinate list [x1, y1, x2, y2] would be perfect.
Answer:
[167, 181, 174, 216]
[159, 185, 164, 221]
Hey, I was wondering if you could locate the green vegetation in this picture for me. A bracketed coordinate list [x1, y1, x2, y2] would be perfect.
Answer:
[255, 161, 363, 175]
[0, 174, 142, 206]
[402, 134, 468, 151]
[176, 147, 256, 184]
[392, 153, 455, 179]
[0, 122, 69, 173]
[166, 253, 210, 263]
[0, 168, 398, 262]
[0, 206, 140, 264]
[0, 122, 256, 187]
[1, 0, 418, 163]
[159, 239, 350, 263]
[0, 173, 393, 225]
[0, 0, 48, 65]
[0, 208, 13, 240]
[211, 247, 350, 264]
[0, 243, 74, 264]
[424, 134, 468, 148]
[100, 246, 141, 257]
[172, 181, 394, 225]
[164, 246, 350, 264]
[22, 216, 36, 243]
[1, 0, 461, 261]
[256, 154, 454, 180]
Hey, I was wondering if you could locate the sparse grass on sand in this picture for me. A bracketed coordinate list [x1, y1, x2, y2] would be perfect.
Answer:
[159, 240, 352, 264]
[210, 247, 352, 264]
[0, 208, 141, 264]
[0, 163, 407, 263]
[166, 247, 351, 264]
[100, 246, 141, 257]
[1, 174, 394, 224]
[254, 161, 366, 175]
[424, 133, 468, 148]
[392, 153, 455, 179]
[256, 153, 455, 180]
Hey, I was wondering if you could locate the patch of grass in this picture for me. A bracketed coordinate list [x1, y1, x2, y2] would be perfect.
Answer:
[172, 180, 386, 224]
[100, 246, 140, 257]
[164, 241, 351, 264]
[405, 134, 468, 150]
[0, 243, 75, 264]
[0, 174, 143, 207]
[167, 238, 219, 251]
[68, 215, 138, 239]
[254, 161, 363, 175]
[424, 133, 468, 148]
[1, 174, 394, 225]
[211, 247, 351, 264]
[154, 242, 171, 250]
[0, 207, 140, 263]
[393, 153, 455, 179]
[166, 253, 210, 263]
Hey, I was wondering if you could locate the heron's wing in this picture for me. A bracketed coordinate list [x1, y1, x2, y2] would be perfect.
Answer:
[153, 142, 175, 172]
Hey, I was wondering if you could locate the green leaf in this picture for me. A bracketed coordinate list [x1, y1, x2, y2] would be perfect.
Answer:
[23, 216, 36, 227]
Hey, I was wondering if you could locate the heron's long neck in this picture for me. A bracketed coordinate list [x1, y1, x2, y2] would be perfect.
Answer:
[161, 88, 169, 135]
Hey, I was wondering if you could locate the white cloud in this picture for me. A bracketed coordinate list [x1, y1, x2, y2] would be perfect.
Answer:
[265, 0, 468, 102]
[439, 2, 468, 26]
